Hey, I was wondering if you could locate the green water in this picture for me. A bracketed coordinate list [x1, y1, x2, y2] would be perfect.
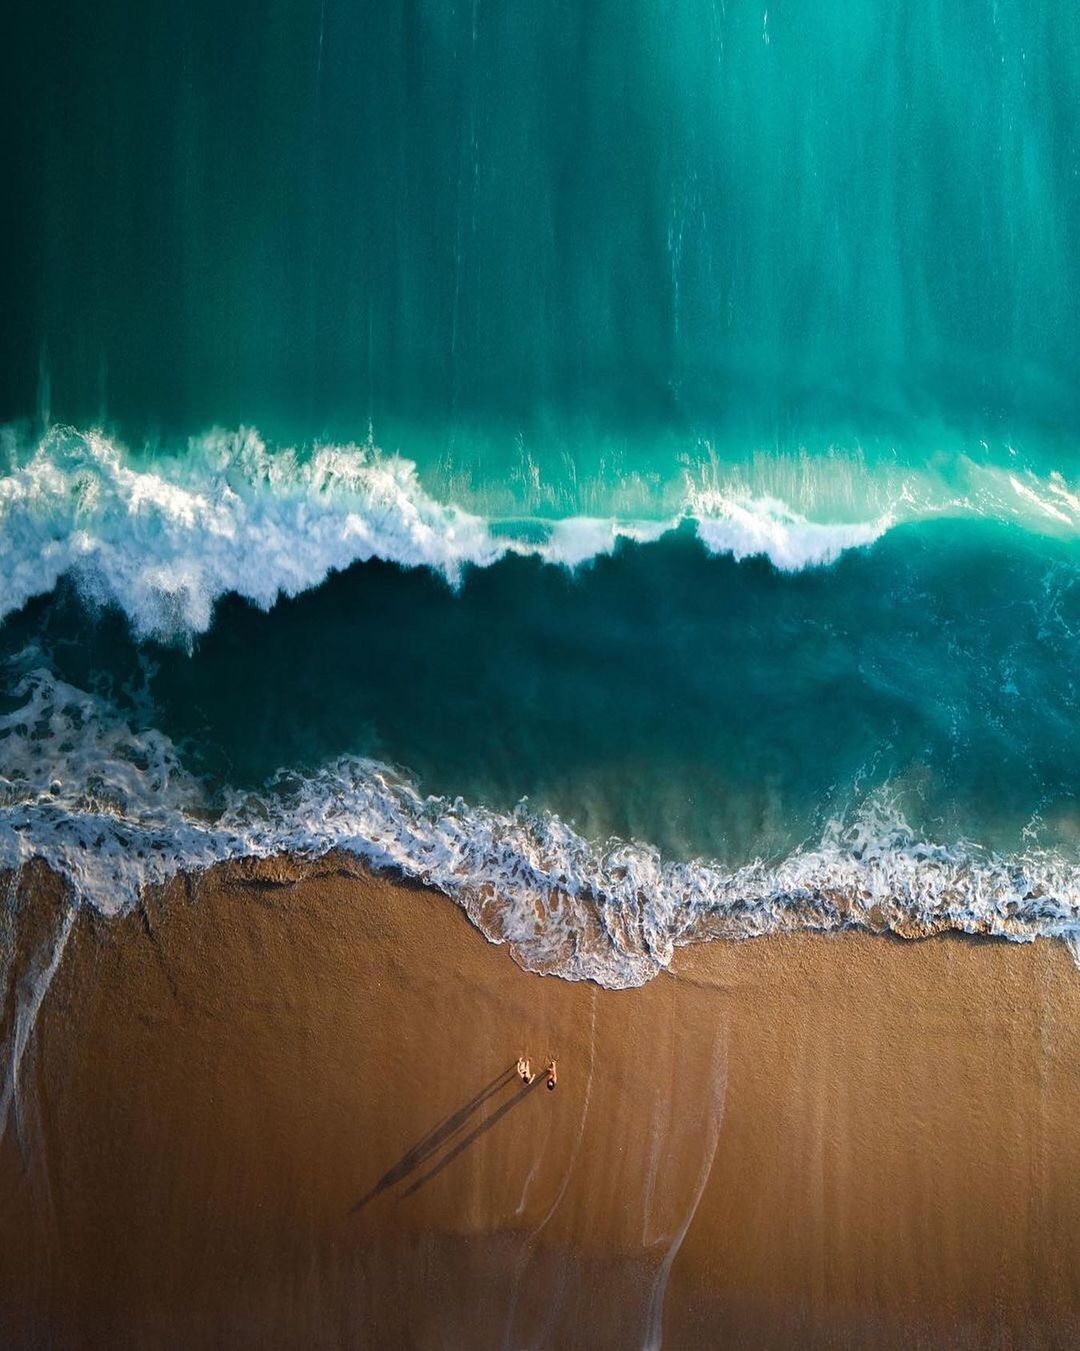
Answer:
[2, 1, 1080, 925]
[6, 1, 1080, 493]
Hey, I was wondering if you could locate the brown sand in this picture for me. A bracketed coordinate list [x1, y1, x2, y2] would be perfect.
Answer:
[1, 857, 1079, 1349]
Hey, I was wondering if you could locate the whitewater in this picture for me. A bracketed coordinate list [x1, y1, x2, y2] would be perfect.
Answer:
[5, 423, 1080, 640]
[3, 666, 1079, 991]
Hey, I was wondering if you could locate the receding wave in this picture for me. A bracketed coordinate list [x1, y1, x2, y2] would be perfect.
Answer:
[3, 668, 1078, 989]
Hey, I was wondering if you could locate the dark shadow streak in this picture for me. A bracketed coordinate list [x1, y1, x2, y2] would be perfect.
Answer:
[351, 1066, 517, 1211]
[401, 1075, 545, 1199]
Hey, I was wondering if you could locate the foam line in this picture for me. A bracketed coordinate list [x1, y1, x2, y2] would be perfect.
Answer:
[2, 670, 1079, 989]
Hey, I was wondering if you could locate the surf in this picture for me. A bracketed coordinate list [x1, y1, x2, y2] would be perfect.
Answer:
[5, 422, 1080, 640]
[3, 667, 1079, 991]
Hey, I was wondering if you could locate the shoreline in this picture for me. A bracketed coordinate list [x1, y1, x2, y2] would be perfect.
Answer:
[1, 857, 1079, 1348]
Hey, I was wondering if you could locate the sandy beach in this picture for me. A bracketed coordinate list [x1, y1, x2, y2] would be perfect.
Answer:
[1, 856, 1079, 1349]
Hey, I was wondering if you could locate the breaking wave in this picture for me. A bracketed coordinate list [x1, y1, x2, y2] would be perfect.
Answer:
[2, 667, 1078, 988]
[0, 425, 899, 639]
[6, 424, 1080, 641]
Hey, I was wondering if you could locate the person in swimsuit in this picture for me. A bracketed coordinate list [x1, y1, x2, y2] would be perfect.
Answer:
[546, 1060, 557, 1091]
[517, 1057, 534, 1084]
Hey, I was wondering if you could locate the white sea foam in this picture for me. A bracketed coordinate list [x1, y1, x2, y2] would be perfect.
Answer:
[0, 425, 891, 638]
[688, 488, 891, 567]
[2, 670, 1078, 988]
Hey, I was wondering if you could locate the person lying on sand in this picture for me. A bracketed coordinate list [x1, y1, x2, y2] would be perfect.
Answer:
[546, 1060, 557, 1091]
[517, 1057, 534, 1084]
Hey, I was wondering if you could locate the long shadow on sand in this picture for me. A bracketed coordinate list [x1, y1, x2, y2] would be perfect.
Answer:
[400, 1074, 547, 1198]
[351, 1064, 542, 1210]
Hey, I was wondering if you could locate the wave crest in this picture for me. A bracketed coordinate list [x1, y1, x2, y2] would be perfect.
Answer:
[688, 488, 890, 568]
[0, 425, 891, 638]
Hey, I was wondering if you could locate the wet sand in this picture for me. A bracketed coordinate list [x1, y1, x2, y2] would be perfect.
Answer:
[1, 857, 1079, 1349]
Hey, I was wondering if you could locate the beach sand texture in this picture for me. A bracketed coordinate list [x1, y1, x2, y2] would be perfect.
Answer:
[1, 858, 1078, 1349]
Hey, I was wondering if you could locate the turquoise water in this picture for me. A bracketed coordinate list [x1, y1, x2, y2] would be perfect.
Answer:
[2, 1, 1080, 982]
[7, 2, 1080, 465]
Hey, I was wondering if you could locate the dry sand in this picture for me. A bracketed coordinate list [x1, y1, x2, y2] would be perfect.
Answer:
[1, 856, 1079, 1349]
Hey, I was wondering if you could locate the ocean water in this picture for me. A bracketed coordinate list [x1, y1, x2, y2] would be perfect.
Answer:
[3, 1, 1080, 985]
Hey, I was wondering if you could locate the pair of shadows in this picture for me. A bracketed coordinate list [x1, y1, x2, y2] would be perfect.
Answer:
[351, 1064, 544, 1210]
